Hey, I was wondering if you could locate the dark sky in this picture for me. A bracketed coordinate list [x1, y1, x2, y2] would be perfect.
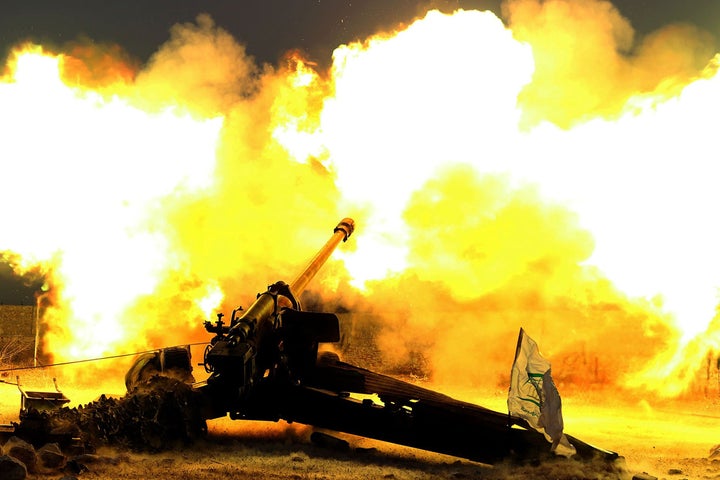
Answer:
[0, 1, 497, 67]
[1, 1, 719, 67]
[0, 0, 718, 305]
[0, 260, 41, 305]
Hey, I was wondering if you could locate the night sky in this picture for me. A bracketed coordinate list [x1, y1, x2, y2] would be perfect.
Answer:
[1, 0, 718, 305]
[1, 1, 719, 67]
[5, 1, 507, 67]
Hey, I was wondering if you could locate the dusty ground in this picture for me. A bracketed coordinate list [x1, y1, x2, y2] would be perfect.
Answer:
[3, 377, 720, 480]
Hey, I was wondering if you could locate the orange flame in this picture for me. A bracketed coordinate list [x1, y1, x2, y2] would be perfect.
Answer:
[2, 3, 720, 399]
[1, 44, 223, 361]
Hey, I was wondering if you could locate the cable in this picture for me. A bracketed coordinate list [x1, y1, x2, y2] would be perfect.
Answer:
[0, 342, 208, 373]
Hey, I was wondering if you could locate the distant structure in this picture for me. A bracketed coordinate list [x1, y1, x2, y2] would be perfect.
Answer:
[0, 304, 38, 366]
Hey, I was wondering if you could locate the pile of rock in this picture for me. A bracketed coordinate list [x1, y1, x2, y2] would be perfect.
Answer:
[15, 375, 206, 452]
[1, 437, 70, 479]
[0, 435, 130, 480]
[1, 375, 207, 479]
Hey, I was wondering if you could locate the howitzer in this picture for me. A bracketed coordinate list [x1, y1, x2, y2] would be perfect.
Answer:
[193, 218, 618, 465]
[197, 218, 354, 416]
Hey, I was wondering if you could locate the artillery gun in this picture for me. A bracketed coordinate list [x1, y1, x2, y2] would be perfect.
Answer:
[190, 218, 618, 465]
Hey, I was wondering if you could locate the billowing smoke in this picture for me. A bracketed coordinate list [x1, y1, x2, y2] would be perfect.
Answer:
[1, 0, 719, 399]
[504, 0, 715, 128]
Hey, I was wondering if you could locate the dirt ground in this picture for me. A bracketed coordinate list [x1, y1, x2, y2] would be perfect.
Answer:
[3, 378, 720, 480]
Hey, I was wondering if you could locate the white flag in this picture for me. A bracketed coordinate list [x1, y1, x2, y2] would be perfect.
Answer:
[508, 328, 576, 456]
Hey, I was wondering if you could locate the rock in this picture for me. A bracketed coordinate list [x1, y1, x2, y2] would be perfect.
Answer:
[632, 473, 658, 480]
[4, 436, 37, 473]
[0, 454, 28, 480]
[710, 443, 720, 458]
[63, 458, 89, 475]
[667, 468, 683, 475]
[38, 442, 66, 470]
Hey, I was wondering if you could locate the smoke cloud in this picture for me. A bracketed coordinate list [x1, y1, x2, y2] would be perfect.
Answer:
[2, 0, 719, 400]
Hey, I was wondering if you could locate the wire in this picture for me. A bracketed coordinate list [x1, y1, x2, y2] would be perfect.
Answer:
[0, 342, 208, 373]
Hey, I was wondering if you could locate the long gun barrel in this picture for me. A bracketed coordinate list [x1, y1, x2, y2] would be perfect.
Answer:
[291, 218, 354, 294]
[225, 218, 354, 342]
